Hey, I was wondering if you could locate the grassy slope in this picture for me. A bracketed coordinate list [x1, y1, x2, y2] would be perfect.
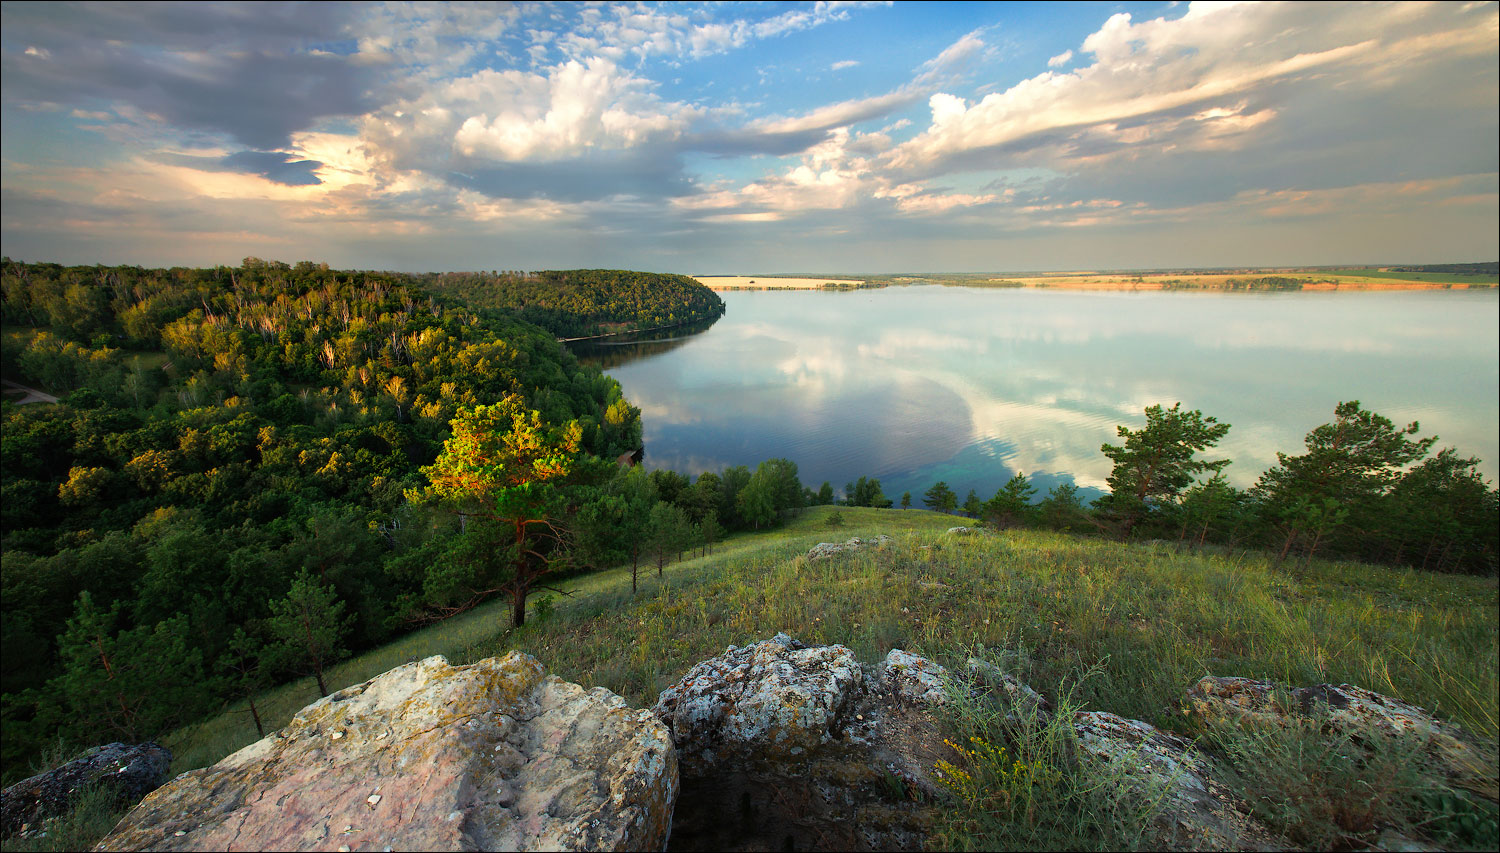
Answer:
[165, 506, 1499, 779]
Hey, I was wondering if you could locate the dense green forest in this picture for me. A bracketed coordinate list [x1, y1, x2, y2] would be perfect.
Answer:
[417, 268, 724, 338]
[0, 257, 656, 777]
[0, 257, 775, 781]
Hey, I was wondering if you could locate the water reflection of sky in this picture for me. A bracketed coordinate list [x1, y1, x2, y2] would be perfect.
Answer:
[577, 287, 1500, 502]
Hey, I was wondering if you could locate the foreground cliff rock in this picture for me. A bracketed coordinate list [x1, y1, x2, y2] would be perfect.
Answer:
[1, 742, 171, 837]
[95, 652, 678, 852]
[652, 633, 945, 851]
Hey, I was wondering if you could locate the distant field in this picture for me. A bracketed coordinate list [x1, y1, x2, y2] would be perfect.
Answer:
[893, 271, 1496, 290]
[693, 275, 869, 289]
[1320, 268, 1499, 285]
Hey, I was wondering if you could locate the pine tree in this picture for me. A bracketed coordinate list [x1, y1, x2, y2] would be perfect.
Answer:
[1097, 403, 1230, 538]
[984, 473, 1038, 528]
[267, 570, 352, 697]
[1254, 401, 1435, 566]
[923, 481, 957, 513]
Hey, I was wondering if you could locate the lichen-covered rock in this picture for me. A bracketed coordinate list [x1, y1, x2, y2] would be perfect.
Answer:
[1187, 676, 1497, 801]
[652, 633, 863, 764]
[96, 652, 677, 852]
[654, 635, 937, 851]
[875, 649, 949, 706]
[1073, 711, 1277, 850]
[945, 526, 984, 535]
[805, 535, 894, 560]
[1, 742, 171, 836]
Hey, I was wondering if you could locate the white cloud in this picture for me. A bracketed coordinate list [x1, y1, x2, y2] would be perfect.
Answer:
[889, 2, 1498, 174]
[365, 57, 694, 169]
[555, 1, 892, 62]
[832, 59, 860, 71]
[1047, 49, 1072, 68]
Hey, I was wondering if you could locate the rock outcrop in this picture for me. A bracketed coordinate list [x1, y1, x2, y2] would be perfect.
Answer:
[96, 652, 677, 852]
[650, 635, 1288, 852]
[1, 742, 171, 837]
[804, 535, 893, 560]
[653, 634, 942, 851]
[1187, 675, 1498, 801]
[1073, 711, 1279, 850]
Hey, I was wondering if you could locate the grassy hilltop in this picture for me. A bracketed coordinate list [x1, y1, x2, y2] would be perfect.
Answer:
[130, 506, 1498, 852]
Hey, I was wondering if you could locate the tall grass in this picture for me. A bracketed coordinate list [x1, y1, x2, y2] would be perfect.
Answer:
[150, 506, 1496, 849]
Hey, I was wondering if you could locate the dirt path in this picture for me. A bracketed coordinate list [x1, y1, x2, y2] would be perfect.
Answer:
[1, 378, 59, 405]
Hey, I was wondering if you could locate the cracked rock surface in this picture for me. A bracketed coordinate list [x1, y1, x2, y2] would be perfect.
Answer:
[95, 653, 677, 852]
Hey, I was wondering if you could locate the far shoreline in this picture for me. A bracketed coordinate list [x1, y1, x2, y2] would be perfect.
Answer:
[695, 272, 1497, 292]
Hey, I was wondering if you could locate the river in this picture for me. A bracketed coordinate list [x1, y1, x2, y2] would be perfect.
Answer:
[569, 286, 1500, 502]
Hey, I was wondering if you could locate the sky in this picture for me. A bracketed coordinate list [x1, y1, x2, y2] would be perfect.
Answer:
[1, 0, 1496, 274]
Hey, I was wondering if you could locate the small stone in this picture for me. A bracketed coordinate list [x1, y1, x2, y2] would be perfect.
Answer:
[174, 830, 186, 837]
[338, 845, 350, 852]
[366, 794, 381, 807]
[330, 731, 344, 740]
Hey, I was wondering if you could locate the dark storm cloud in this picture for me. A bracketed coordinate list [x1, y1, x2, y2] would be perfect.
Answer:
[153, 150, 325, 185]
[0, 2, 380, 149]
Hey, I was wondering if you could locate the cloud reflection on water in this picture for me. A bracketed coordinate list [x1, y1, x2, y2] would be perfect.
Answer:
[576, 288, 1499, 501]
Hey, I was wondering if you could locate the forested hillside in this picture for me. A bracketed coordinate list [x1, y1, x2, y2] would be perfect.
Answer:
[0, 257, 648, 777]
[418, 268, 725, 338]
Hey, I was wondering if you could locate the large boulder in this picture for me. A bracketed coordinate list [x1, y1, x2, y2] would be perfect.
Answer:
[653, 632, 863, 765]
[1187, 676, 1497, 801]
[1, 742, 171, 837]
[96, 652, 677, 852]
[653, 635, 939, 851]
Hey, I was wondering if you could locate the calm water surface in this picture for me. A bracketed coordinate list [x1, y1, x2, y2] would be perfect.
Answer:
[572, 287, 1500, 501]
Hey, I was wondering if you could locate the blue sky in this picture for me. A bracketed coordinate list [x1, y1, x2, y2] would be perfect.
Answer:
[2, 1, 1496, 273]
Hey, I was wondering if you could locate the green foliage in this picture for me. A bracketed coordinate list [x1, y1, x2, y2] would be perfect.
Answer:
[417, 268, 725, 339]
[825, 510, 845, 528]
[815, 481, 835, 506]
[923, 481, 958, 513]
[645, 501, 693, 575]
[1255, 400, 1437, 566]
[266, 571, 352, 697]
[845, 476, 891, 508]
[984, 473, 1037, 529]
[410, 397, 593, 627]
[1097, 403, 1230, 537]
[1415, 786, 1500, 850]
[50, 593, 211, 743]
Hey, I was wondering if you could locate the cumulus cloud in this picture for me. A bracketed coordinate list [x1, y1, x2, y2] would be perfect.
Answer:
[889, 2, 1498, 178]
[1047, 50, 1072, 68]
